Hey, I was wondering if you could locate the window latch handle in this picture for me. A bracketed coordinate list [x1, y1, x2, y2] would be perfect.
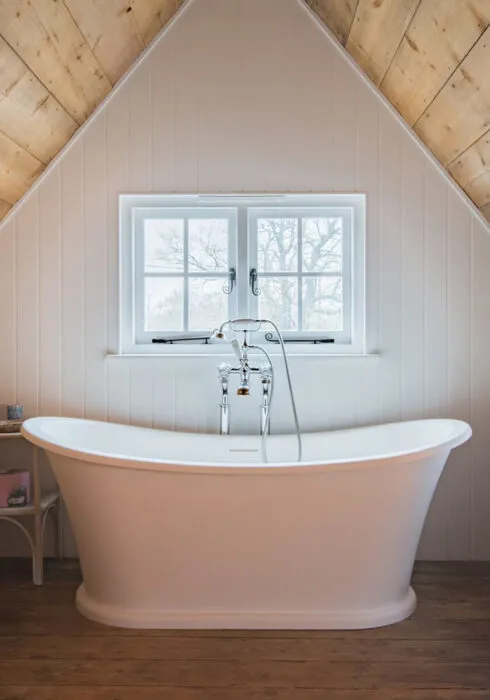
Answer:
[250, 268, 261, 296]
[223, 267, 236, 295]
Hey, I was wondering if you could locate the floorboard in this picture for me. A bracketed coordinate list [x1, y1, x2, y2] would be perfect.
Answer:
[1, 560, 490, 699]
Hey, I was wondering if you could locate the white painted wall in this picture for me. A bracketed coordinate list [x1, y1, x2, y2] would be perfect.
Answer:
[1, 0, 489, 559]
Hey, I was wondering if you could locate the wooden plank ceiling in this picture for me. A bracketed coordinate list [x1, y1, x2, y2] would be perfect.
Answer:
[0, 0, 489, 223]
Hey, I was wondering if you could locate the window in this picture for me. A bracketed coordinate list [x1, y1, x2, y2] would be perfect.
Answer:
[119, 195, 365, 354]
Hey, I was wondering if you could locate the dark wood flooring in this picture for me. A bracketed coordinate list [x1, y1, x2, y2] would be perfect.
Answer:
[1, 560, 490, 699]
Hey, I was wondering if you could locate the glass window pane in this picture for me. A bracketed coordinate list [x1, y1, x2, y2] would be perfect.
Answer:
[302, 277, 342, 331]
[188, 219, 229, 272]
[258, 278, 298, 330]
[257, 218, 298, 272]
[302, 217, 342, 273]
[144, 278, 184, 331]
[189, 278, 228, 331]
[144, 219, 184, 272]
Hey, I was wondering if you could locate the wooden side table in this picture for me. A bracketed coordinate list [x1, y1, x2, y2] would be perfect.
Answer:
[0, 432, 62, 585]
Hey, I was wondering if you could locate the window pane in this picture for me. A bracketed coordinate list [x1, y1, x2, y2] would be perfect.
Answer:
[257, 218, 298, 272]
[258, 278, 298, 330]
[189, 278, 228, 331]
[144, 278, 184, 331]
[302, 277, 342, 331]
[144, 219, 184, 272]
[188, 219, 229, 272]
[302, 217, 342, 273]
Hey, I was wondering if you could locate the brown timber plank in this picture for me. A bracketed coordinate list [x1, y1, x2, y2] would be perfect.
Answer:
[3, 691, 490, 700]
[0, 37, 77, 165]
[0, 0, 112, 123]
[415, 25, 490, 165]
[1, 635, 490, 663]
[64, 0, 145, 85]
[0, 199, 11, 220]
[345, 0, 420, 85]
[129, 0, 184, 46]
[1, 690, 490, 700]
[1, 562, 490, 696]
[304, 0, 359, 46]
[381, 0, 490, 125]
[448, 129, 490, 209]
[0, 130, 44, 205]
[1, 658, 490, 689]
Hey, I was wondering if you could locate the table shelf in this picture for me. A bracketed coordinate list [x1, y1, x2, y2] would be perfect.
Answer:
[0, 431, 62, 585]
[0, 490, 60, 517]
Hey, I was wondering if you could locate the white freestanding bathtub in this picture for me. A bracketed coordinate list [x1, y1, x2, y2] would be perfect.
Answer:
[22, 416, 470, 630]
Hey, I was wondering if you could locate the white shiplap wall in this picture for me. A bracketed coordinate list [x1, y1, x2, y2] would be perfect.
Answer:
[0, 0, 490, 559]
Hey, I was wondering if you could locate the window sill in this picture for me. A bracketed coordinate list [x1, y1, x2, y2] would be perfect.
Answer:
[106, 350, 381, 359]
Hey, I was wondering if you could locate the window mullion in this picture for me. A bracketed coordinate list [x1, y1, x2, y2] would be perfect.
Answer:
[237, 206, 251, 319]
[183, 217, 189, 331]
[297, 216, 303, 332]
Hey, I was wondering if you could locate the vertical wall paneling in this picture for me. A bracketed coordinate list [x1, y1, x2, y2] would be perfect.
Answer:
[15, 195, 39, 419]
[0, 0, 488, 558]
[107, 359, 131, 426]
[377, 109, 402, 423]
[470, 218, 490, 559]
[0, 221, 16, 410]
[38, 170, 62, 416]
[84, 116, 108, 421]
[149, 33, 176, 192]
[330, 50, 358, 192]
[106, 90, 130, 354]
[227, 1, 267, 193]
[128, 62, 152, 192]
[129, 358, 154, 428]
[194, 0, 240, 192]
[172, 2, 199, 193]
[60, 143, 85, 418]
[152, 360, 177, 431]
[418, 166, 450, 559]
[445, 195, 472, 559]
[400, 142, 425, 421]
[355, 84, 380, 424]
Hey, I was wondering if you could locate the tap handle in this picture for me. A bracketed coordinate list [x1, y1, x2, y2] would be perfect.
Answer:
[260, 363, 272, 381]
[218, 363, 232, 380]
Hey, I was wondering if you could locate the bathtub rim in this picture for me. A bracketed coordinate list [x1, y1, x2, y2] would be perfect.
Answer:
[21, 416, 471, 475]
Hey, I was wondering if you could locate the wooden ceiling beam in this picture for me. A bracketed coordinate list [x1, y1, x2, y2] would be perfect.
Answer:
[345, 0, 421, 85]
[0, 0, 112, 123]
[304, 0, 359, 46]
[129, 0, 184, 46]
[0, 37, 77, 165]
[381, 0, 490, 126]
[0, 130, 44, 206]
[415, 25, 490, 166]
[64, 0, 145, 85]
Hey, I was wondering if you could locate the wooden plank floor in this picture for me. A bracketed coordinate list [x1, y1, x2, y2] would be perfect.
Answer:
[1, 560, 490, 699]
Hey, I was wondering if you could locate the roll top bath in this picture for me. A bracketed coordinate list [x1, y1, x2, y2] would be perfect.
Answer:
[22, 416, 471, 629]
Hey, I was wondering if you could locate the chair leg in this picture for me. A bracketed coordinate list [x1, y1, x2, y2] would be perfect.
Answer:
[57, 499, 63, 561]
[33, 512, 44, 586]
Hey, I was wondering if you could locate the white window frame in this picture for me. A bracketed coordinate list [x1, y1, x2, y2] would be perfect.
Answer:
[133, 206, 238, 344]
[119, 194, 366, 356]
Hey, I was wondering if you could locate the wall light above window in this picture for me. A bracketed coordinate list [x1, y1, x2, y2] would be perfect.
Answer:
[119, 194, 366, 356]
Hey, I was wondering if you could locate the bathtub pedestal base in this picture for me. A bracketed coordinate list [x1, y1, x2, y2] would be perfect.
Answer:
[76, 584, 417, 630]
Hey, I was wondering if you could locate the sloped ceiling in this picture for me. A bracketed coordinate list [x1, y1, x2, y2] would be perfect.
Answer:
[0, 0, 489, 223]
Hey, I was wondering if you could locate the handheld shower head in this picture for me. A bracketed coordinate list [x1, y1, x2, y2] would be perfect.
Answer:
[231, 339, 243, 363]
